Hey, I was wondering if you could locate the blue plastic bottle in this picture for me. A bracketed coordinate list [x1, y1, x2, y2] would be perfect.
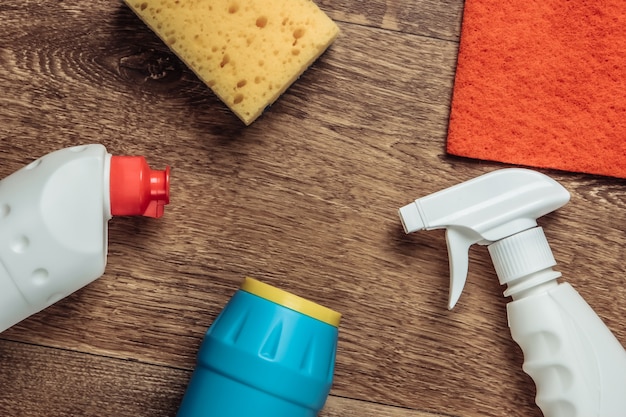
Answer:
[177, 277, 341, 417]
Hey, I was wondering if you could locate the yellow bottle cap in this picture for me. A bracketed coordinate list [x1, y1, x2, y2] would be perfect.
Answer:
[241, 277, 341, 327]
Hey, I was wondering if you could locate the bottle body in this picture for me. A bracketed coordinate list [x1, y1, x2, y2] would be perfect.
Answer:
[177, 278, 341, 417]
[488, 227, 626, 417]
[508, 282, 626, 417]
[0, 145, 110, 332]
[0, 143, 170, 333]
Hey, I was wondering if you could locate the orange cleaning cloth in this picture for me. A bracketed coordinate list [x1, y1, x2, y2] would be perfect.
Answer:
[446, 0, 626, 178]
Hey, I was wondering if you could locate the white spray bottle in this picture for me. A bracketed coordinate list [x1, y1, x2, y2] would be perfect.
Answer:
[0, 144, 170, 333]
[398, 168, 626, 417]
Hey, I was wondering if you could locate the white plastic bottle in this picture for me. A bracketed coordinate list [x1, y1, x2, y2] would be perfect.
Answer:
[398, 168, 626, 417]
[0, 144, 170, 333]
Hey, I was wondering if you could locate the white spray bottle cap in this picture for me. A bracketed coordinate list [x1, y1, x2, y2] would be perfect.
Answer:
[398, 168, 570, 309]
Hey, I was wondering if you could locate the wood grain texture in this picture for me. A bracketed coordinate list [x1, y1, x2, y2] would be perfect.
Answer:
[0, 339, 441, 417]
[1, 1, 625, 417]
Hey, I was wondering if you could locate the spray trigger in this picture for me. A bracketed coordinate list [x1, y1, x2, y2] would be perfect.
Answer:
[445, 227, 483, 309]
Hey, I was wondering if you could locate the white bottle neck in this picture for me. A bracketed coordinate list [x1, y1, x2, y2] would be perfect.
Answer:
[488, 227, 561, 300]
[103, 153, 112, 220]
[502, 269, 560, 300]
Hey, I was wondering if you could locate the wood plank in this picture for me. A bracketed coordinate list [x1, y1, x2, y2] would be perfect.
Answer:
[0, 340, 185, 416]
[0, 339, 448, 417]
[324, 396, 453, 417]
[317, 0, 464, 41]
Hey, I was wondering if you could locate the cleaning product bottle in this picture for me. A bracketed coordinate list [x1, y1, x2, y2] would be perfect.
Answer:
[178, 277, 341, 417]
[397, 168, 626, 417]
[0, 144, 170, 333]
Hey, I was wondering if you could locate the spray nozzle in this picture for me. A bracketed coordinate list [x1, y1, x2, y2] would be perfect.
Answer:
[398, 168, 570, 309]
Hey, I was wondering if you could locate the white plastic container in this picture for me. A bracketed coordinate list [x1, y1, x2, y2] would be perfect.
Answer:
[398, 168, 626, 417]
[0, 144, 170, 332]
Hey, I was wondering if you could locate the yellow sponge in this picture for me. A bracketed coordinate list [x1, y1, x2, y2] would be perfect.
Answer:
[125, 0, 339, 125]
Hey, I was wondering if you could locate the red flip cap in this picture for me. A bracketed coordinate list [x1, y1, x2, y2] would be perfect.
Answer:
[109, 156, 170, 218]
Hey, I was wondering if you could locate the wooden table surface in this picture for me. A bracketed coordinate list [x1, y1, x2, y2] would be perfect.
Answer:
[1, 1, 625, 416]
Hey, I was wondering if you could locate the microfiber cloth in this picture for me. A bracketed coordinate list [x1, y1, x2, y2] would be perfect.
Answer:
[446, 0, 626, 178]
